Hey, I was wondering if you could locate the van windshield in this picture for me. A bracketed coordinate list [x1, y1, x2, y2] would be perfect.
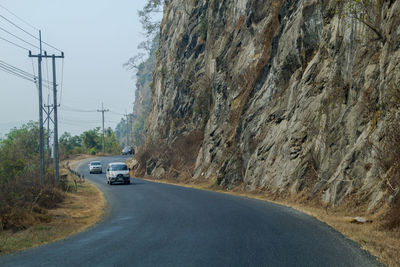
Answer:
[111, 164, 128, 171]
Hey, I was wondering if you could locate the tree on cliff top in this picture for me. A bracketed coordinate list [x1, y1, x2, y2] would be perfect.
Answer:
[118, 0, 163, 147]
[139, 0, 164, 39]
[124, 0, 163, 71]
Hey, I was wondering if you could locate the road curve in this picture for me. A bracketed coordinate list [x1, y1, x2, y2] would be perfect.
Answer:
[0, 155, 380, 267]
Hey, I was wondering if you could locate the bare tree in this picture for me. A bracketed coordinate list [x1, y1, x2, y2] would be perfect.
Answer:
[124, 0, 164, 72]
[340, 0, 386, 43]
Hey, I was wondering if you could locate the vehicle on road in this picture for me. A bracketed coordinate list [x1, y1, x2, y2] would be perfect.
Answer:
[106, 162, 131, 185]
[89, 161, 102, 174]
[122, 146, 135, 155]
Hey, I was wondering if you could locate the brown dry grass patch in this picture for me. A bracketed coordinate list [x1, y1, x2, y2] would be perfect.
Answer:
[0, 171, 106, 255]
[133, 130, 204, 178]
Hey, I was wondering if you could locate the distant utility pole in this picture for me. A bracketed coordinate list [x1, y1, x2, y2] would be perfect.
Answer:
[124, 111, 130, 146]
[29, 30, 64, 184]
[97, 103, 109, 154]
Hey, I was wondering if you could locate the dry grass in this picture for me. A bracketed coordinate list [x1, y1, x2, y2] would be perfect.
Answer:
[134, 141, 168, 176]
[139, 176, 400, 267]
[0, 170, 106, 255]
[374, 88, 400, 231]
[133, 130, 204, 178]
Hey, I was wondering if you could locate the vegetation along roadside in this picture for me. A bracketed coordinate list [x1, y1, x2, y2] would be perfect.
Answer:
[0, 124, 106, 255]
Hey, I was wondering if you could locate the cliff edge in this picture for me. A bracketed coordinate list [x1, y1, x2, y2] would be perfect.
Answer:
[135, 0, 400, 212]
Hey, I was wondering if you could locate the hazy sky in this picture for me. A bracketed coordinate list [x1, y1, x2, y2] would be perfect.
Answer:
[0, 0, 148, 137]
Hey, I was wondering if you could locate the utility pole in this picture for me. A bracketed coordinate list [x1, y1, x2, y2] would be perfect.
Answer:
[97, 103, 109, 154]
[29, 30, 44, 184]
[52, 53, 63, 184]
[29, 30, 64, 184]
[124, 111, 130, 146]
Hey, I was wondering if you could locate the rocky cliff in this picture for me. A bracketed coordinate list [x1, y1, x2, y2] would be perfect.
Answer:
[140, 0, 400, 209]
[116, 38, 157, 147]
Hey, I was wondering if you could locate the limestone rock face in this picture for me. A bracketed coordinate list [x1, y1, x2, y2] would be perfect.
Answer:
[146, 0, 400, 207]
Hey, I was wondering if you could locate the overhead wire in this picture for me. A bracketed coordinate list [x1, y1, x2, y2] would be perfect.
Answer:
[0, 35, 30, 51]
[59, 121, 96, 127]
[109, 110, 125, 116]
[41, 39, 62, 53]
[0, 60, 35, 78]
[0, 3, 66, 120]
[60, 118, 101, 124]
[0, 61, 35, 83]
[0, 60, 53, 86]
[0, 11, 62, 53]
[61, 104, 98, 113]
[0, 13, 38, 40]
[0, 65, 35, 82]
[0, 3, 39, 31]
[0, 66, 51, 88]
[0, 25, 40, 49]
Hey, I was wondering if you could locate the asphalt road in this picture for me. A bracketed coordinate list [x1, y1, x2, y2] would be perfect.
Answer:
[0, 155, 381, 267]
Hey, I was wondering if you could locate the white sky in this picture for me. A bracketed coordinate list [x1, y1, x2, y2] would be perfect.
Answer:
[0, 0, 147, 137]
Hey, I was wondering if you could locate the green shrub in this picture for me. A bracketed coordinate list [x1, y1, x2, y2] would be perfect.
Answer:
[200, 15, 208, 40]
[0, 123, 65, 230]
[89, 148, 97, 155]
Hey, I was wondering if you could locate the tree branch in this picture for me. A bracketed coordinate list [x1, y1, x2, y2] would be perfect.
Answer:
[351, 15, 385, 43]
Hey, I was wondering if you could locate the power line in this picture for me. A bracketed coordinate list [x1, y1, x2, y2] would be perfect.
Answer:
[0, 65, 35, 82]
[41, 39, 62, 53]
[0, 60, 35, 78]
[0, 13, 38, 40]
[0, 61, 35, 82]
[0, 63, 49, 86]
[109, 110, 125, 116]
[59, 119, 101, 127]
[0, 3, 39, 31]
[0, 60, 53, 87]
[0, 67, 52, 86]
[0, 25, 40, 49]
[59, 121, 93, 127]
[60, 119, 99, 123]
[61, 104, 98, 113]
[0, 35, 30, 51]
[0, 12, 62, 53]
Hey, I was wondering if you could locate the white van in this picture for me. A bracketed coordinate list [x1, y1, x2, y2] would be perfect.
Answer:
[106, 162, 131, 185]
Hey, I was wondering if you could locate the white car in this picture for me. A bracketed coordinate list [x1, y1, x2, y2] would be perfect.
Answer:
[106, 162, 131, 185]
[89, 161, 102, 174]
